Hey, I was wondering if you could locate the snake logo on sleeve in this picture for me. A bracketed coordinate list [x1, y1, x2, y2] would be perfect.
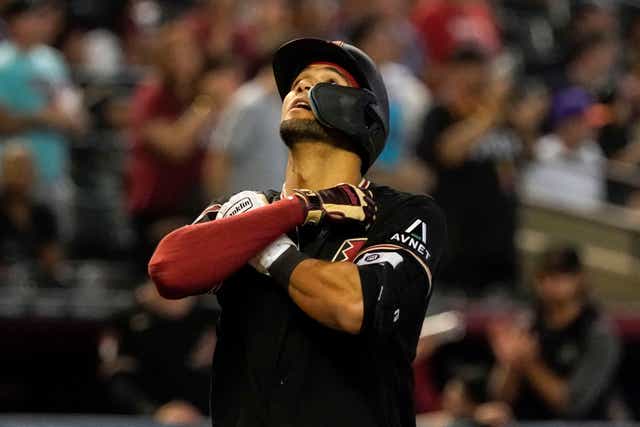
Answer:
[331, 237, 368, 262]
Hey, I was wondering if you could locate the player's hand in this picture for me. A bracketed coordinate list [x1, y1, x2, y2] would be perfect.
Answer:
[292, 183, 376, 228]
[216, 190, 268, 219]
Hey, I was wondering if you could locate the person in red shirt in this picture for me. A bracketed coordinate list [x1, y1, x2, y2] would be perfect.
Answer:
[412, 0, 501, 64]
[127, 21, 239, 275]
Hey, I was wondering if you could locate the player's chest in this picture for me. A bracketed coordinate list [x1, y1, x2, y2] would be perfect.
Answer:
[295, 223, 369, 263]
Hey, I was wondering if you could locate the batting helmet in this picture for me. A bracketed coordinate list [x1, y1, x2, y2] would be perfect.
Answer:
[273, 38, 389, 173]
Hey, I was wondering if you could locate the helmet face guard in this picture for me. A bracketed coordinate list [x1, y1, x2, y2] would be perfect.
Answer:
[309, 83, 385, 169]
[309, 83, 375, 138]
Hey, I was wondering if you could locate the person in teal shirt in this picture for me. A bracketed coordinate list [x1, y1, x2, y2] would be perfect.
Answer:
[0, 0, 87, 239]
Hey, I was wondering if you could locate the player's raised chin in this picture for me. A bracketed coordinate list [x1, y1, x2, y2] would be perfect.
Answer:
[281, 64, 351, 122]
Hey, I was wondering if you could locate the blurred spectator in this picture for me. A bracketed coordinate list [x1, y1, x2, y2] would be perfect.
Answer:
[122, 0, 201, 69]
[547, 32, 618, 96]
[65, 0, 128, 33]
[412, 0, 501, 65]
[567, 2, 619, 46]
[375, 0, 426, 76]
[224, 0, 294, 74]
[99, 281, 218, 422]
[416, 46, 545, 295]
[349, 14, 432, 193]
[64, 27, 126, 82]
[0, 143, 63, 286]
[598, 15, 640, 208]
[209, 54, 286, 196]
[498, 0, 566, 74]
[521, 87, 605, 211]
[626, 13, 640, 70]
[594, 81, 640, 206]
[441, 368, 512, 427]
[0, 0, 89, 239]
[126, 21, 240, 274]
[509, 79, 551, 161]
[187, 0, 237, 62]
[290, 0, 339, 39]
[489, 246, 621, 420]
[418, 367, 512, 427]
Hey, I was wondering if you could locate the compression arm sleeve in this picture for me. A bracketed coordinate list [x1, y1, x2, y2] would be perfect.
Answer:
[148, 197, 305, 299]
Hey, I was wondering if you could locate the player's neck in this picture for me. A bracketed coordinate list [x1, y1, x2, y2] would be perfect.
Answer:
[283, 141, 362, 193]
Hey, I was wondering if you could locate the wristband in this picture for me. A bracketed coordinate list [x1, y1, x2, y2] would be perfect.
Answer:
[250, 234, 296, 274]
[268, 246, 310, 291]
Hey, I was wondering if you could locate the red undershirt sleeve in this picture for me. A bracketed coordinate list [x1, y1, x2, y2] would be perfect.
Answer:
[148, 197, 306, 299]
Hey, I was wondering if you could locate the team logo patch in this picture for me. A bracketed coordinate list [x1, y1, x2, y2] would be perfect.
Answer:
[332, 238, 368, 262]
[390, 219, 431, 260]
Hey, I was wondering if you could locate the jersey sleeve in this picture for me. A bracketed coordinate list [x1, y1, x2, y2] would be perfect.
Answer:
[355, 197, 447, 347]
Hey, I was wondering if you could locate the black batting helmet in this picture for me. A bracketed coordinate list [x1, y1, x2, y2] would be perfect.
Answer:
[273, 38, 389, 173]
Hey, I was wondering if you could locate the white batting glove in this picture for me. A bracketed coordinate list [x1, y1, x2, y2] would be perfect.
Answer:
[216, 191, 269, 219]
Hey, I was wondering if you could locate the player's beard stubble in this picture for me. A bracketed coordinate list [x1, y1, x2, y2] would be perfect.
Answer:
[280, 118, 334, 147]
[280, 118, 355, 153]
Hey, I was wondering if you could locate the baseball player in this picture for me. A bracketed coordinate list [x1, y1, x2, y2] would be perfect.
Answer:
[149, 38, 447, 427]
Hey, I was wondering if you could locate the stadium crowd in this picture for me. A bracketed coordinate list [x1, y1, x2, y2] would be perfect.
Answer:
[0, 0, 639, 425]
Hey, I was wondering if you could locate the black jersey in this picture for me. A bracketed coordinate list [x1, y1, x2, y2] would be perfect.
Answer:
[199, 179, 447, 427]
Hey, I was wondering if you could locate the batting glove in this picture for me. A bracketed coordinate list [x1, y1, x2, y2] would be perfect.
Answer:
[216, 191, 269, 219]
[292, 183, 376, 228]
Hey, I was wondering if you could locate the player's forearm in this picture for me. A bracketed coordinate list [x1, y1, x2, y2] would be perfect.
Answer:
[148, 197, 305, 298]
[283, 258, 364, 334]
[523, 359, 569, 414]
